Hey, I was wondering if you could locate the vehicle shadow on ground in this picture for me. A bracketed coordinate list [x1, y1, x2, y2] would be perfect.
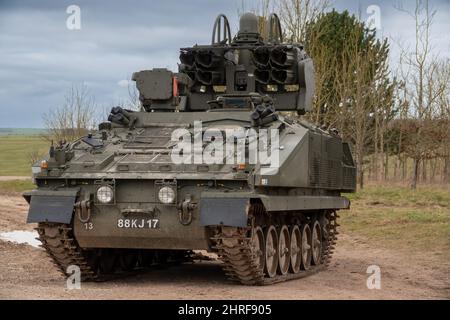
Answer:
[112, 261, 234, 286]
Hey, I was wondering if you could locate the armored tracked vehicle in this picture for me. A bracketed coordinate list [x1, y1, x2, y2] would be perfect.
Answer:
[24, 13, 356, 285]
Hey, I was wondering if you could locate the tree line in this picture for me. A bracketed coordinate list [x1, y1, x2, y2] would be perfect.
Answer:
[245, 0, 449, 189]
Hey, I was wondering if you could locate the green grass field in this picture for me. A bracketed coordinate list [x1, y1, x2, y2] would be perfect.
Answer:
[0, 128, 46, 136]
[343, 185, 450, 258]
[0, 135, 49, 176]
[0, 180, 35, 193]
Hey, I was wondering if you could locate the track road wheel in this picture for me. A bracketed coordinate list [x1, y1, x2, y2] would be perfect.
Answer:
[289, 225, 302, 274]
[277, 225, 290, 275]
[252, 226, 265, 273]
[264, 225, 279, 278]
[311, 220, 322, 266]
[301, 224, 312, 270]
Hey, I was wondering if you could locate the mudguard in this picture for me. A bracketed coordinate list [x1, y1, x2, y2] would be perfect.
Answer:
[200, 197, 250, 228]
[23, 188, 79, 224]
[199, 191, 351, 228]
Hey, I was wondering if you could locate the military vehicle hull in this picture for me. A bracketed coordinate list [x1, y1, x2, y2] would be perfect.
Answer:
[24, 110, 355, 284]
[24, 12, 356, 285]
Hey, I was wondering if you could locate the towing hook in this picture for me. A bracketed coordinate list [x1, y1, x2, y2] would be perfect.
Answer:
[76, 199, 91, 223]
[178, 195, 196, 226]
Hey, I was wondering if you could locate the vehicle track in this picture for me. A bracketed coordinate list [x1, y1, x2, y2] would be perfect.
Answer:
[213, 205, 339, 285]
[37, 222, 193, 281]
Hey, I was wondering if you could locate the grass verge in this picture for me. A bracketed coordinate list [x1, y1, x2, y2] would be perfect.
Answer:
[0, 136, 49, 176]
[0, 180, 35, 194]
[342, 185, 450, 258]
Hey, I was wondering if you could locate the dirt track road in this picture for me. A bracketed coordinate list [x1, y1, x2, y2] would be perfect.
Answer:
[0, 194, 449, 300]
[0, 176, 30, 181]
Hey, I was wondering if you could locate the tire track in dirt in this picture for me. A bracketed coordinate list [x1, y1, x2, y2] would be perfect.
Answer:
[0, 176, 30, 181]
[0, 194, 34, 232]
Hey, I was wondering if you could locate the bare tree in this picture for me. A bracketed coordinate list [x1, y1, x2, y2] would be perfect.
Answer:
[28, 147, 45, 166]
[112, 80, 141, 111]
[279, 0, 332, 43]
[43, 84, 98, 143]
[237, 0, 272, 35]
[127, 79, 141, 111]
[433, 59, 450, 183]
[396, 0, 448, 189]
[334, 26, 380, 189]
[238, 0, 330, 42]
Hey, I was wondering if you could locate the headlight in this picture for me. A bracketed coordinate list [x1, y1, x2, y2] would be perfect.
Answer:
[158, 186, 175, 204]
[97, 186, 114, 204]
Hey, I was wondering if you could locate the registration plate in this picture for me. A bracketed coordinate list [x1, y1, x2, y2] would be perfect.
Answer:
[117, 218, 160, 229]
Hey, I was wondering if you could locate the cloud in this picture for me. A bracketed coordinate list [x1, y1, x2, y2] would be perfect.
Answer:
[333, 0, 450, 64]
[0, 0, 241, 128]
[0, 0, 448, 128]
[117, 80, 130, 88]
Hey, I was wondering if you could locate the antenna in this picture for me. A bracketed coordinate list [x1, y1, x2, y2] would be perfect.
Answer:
[212, 14, 232, 45]
[267, 13, 283, 44]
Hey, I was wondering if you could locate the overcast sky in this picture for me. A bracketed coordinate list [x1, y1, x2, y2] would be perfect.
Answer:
[0, 0, 449, 128]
